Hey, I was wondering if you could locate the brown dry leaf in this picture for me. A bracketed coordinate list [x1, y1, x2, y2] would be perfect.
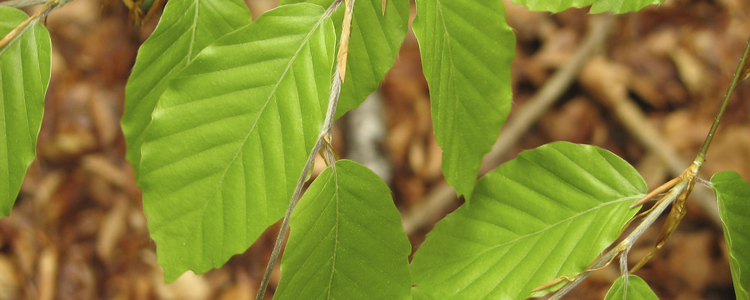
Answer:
[579, 56, 631, 105]
[155, 271, 210, 300]
[96, 195, 129, 262]
[218, 271, 255, 300]
[670, 47, 711, 98]
[662, 110, 712, 152]
[81, 155, 131, 191]
[534, 28, 577, 69]
[408, 139, 425, 176]
[88, 88, 119, 147]
[0, 255, 19, 300]
[666, 231, 714, 293]
[705, 125, 750, 180]
[538, 97, 599, 143]
[37, 247, 58, 300]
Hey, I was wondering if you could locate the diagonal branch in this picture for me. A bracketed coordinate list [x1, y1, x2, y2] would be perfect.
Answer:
[254, 0, 352, 298]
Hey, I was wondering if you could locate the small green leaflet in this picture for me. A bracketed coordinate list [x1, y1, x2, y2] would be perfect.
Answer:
[138, 3, 336, 282]
[603, 275, 659, 300]
[275, 160, 412, 299]
[0, 7, 51, 217]
[712, 171, 750, 300]
[410, 142, 645, 299]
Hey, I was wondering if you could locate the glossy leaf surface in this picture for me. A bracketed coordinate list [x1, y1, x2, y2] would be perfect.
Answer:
[139, 3, 335, 281]
[280, 0, 409, 118]
[712, 171, 750, 300]
[511, 0, 665, 14]
[412, 0, 515, 199]
[275, 160, 411, 299]
[603, 275, 659, 300]
[0, 7, 50, 216]
[410, 142, 646, 299]
[123, 0, 252, 181]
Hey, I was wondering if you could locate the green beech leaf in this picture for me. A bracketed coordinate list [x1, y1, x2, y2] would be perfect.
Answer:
[603, 275, 659, 300]
[123, 0, 251, 181]
[511, 0, 665, 14]
[139, 3, 335, 281]
[711, 171, 750, 300]
[280, 0, 409, 118]
[410, 142, 646, 299]
[413, 0, 515, 199]
[275, 160, 411, 299]
[0, 7, 50, 217]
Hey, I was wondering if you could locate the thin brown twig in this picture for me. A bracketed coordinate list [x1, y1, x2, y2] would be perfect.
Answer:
[254, 0, 349, 299]
[0, 0, 46, 8]
[401, 15, 614, 235]
[0, 0, 72, 51]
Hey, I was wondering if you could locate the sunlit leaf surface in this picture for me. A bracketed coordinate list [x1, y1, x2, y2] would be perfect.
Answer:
[411, 142, 646, 299]
[0, 7, 50, 216]
[123, 0, 252, 181]
[412, 0, 515, 199]
[712, 171, 750, 300]
[275, 160, 411, 299]
[138, 3, 335, 281]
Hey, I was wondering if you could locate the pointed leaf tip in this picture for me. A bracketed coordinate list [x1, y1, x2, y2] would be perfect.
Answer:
[413, 0, 515, 200]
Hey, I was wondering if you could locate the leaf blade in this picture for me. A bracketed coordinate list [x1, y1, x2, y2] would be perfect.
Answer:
[280, 0, 409, 118]
[139, 3, 336, 281]
[603, 275, 659, 300]
[122, 0, 252, 181]
[711, 171, 750, 300]
[412, 0, 515, 199]
[0, 7, 50, 216]
[275, 160, 412, 299]
[410, 142, 646, 299]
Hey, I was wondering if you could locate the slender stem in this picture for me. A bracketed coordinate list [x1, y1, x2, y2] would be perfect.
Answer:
[696, 35, 750, 162]
[549, 181, 686, 299]
[0, 0, 47, 8]
[0, 0, 74, 51]
[254, 1, 348, 299]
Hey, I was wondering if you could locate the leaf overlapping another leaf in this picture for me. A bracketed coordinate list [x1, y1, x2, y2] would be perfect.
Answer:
[413, 0, 515, 200]
[410, 142, 646, 299]
[122, 0, 252, 181]
[280, 0, 409, 118]
[138, 3, 336, 281]
[712, 171, 750, 300]
[275, 160, 412, 299]
[0, 7, 50, 216]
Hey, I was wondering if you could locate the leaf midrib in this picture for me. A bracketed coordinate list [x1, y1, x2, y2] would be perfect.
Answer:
[185, 9, 332, 255]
